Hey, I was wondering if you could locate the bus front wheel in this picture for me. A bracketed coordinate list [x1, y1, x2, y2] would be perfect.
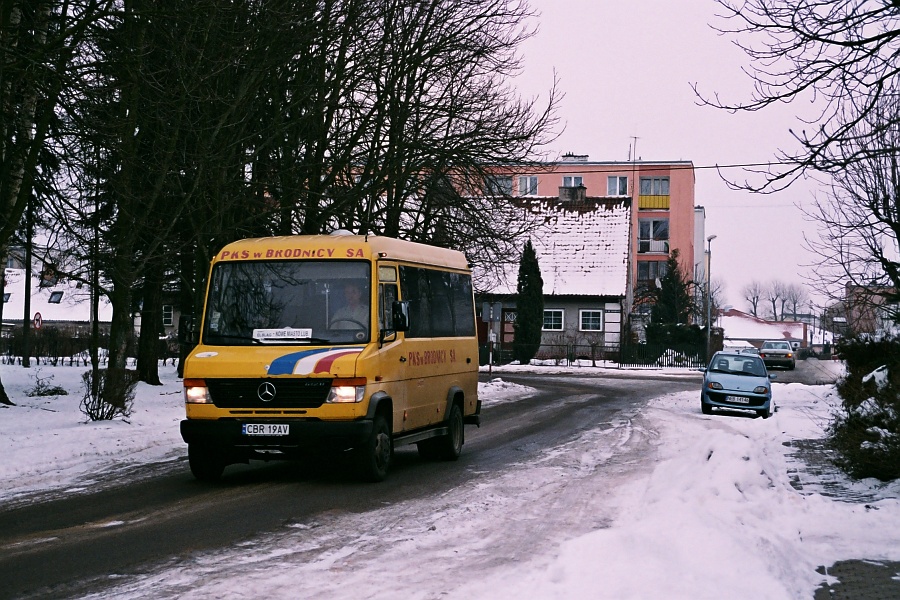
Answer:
[188, 444, 226, 482]
[356, 414, 392, 482]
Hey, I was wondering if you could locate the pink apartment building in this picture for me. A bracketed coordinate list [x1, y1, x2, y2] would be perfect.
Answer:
[490, 154, 702, 315]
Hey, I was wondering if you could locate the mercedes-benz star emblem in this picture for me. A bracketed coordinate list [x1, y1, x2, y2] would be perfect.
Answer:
[257, 381, 276, 402]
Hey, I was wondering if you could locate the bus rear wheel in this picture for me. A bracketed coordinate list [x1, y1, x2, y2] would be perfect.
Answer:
[418, 403, 463, 461]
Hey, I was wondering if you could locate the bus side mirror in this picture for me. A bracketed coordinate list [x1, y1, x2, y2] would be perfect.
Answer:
[391, 301, 410, 332]
[178, 314, 198, 345]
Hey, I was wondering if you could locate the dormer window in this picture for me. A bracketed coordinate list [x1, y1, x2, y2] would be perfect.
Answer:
[2, 293, 9, 303]
[39, 265, 59, 288]
[48, 291, 63, 304]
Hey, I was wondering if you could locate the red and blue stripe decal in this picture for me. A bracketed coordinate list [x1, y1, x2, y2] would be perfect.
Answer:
[268, 347, 364, 376]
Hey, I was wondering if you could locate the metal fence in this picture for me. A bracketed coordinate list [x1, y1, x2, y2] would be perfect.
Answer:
[1, 327, 181, 367]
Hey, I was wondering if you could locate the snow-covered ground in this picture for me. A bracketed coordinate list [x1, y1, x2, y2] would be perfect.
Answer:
[2, 360, 899, 599]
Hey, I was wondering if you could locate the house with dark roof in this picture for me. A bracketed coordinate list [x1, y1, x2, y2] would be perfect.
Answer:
[476, 185, 632, 356]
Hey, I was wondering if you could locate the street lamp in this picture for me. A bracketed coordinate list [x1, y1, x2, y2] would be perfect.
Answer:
[706, 234, 717, 361]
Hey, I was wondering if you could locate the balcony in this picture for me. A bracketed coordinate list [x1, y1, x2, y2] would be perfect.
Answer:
[638, 239, 669, 253]
[638, 194, 669, 210]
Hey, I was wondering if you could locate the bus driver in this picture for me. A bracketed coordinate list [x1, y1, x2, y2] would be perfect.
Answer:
[331, 282, 369, 330]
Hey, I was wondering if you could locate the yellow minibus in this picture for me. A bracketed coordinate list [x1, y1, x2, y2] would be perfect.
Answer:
[180, 232, 480, 481]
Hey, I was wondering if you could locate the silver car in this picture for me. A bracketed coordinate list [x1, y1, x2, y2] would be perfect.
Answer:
[701, 352, 776, 418]
[759, 340, 796, 370]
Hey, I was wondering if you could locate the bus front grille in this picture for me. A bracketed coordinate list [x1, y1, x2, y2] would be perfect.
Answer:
[207, 378, 333, 409]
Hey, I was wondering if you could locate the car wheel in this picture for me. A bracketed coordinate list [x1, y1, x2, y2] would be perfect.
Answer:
[701, 403, 712, 415]
[188, 444, 226, 482]
[757, 407, 770, 419]
[356, 413, 392, 482]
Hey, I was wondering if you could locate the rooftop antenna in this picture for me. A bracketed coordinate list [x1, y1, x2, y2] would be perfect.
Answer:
[630, 135, 640, 197]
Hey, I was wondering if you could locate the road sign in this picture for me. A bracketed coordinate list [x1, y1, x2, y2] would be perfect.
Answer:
[33, 312, 42, 330]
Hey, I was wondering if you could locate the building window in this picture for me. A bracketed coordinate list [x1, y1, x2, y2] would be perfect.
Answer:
[638, 218, 670, 253]
[640, 177, 669, 195]
[2, 293, 9, 303]
[48, 291, 63, 304]
[484, 175, 513, 196]
[562, 175, 583, 188]
[607, 176, 628, 196]
[518, 175, 538, 196]
[543, 309, 564, 331]
[637, 260, 668, 289]
[580, 310, 604, 331]
[162, 304, 174, 327]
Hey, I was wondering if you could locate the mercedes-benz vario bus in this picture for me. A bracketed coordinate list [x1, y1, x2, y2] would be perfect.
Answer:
[180, 232, 481, 481]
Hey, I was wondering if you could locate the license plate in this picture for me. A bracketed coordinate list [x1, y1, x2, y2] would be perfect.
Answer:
[725, 396, 749, 404]
[242, 423, 290, 436]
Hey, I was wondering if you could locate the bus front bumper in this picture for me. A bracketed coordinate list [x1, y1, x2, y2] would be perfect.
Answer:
[180, 418, 373, 452]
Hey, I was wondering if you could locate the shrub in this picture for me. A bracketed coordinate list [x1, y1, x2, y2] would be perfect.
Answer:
[828, 336, 900, 481]
[79, 368, 138, 421]
[25, 369, 68, 397]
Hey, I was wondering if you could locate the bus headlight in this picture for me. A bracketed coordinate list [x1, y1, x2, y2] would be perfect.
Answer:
[184, 379, 211, 404]
[326, 378, 366, 403]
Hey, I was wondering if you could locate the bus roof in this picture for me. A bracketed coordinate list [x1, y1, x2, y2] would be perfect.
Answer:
[214, 234, 470, 271]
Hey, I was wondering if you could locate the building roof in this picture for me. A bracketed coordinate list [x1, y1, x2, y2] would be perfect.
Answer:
[483, 196, 631, 298]
[719, 308, 806, 342]
[2, 268, 112, 326]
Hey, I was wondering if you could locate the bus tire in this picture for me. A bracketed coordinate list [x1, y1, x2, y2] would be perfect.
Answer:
[436, 403, 464, 461]
[357, 413, 392, 482]
[188, 444, 226, 482]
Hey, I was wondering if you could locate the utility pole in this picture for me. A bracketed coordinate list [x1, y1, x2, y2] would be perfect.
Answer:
[706, 234, 717, 362]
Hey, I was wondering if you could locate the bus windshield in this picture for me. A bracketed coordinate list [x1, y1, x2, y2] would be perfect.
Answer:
[203, 260, 371, 345]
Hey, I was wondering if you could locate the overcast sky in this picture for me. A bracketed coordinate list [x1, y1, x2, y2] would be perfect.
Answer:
[515, 0, 827, 312]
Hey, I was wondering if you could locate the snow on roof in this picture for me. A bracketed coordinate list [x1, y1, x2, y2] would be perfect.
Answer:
[719, 308, 805, 342]
[2, 268, 112, 325]
[483, 197, 631, 297]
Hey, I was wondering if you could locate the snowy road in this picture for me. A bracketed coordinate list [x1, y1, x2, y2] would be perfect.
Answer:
[1, 370, 693, 599]
[6, 360, 896, 600]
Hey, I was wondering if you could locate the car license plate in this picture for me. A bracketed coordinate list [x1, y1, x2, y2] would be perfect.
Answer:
[242, 423, 290, 436]
[725, 396, 749, 404]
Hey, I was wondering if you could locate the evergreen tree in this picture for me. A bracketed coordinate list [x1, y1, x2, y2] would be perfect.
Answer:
[513, 240, 543, 364]
[646, 249, 702, 348]
[649, 249, 696, 326]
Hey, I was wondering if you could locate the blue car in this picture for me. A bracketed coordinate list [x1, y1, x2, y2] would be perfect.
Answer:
[701, 352, 776, 418]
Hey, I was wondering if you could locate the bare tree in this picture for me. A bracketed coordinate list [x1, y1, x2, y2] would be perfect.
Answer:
[804, 92, 900, 322]
[763, 280, 787, 321]
[782, 282, 810, 320]
[0, 0, 110, 404]
[698, 276, 726, 327]
[742, 280, 763, 316]
[700, 0, 900, 191]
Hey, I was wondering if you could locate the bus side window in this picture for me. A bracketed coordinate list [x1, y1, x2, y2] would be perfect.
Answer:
[379, 283, 398, 330]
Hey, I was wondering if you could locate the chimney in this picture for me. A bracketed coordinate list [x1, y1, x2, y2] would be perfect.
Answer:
[559, 184, 587, 203]
[560, 153, 589, 162]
